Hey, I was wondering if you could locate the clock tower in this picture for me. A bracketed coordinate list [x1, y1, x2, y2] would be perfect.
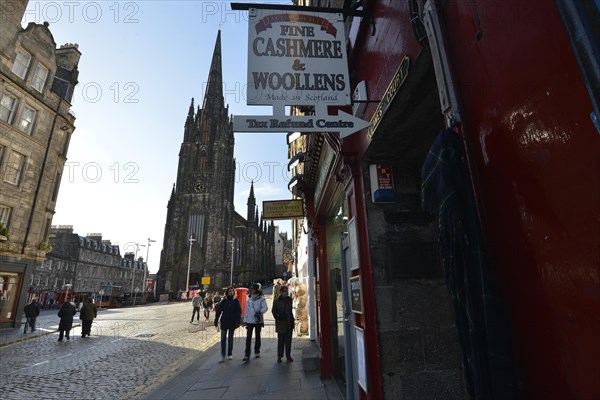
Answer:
[156, 31, 237, 293]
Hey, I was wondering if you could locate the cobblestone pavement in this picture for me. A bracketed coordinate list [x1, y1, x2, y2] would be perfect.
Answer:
[0, 302, 238, 400]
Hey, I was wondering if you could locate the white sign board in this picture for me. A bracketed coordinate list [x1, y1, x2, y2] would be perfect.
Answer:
[233, 110, 370, 138]
[247, 8, 351, 106]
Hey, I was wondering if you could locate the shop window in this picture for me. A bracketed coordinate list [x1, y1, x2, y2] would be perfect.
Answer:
[12, 50, 31, 79]
[0, 272, 22, 323]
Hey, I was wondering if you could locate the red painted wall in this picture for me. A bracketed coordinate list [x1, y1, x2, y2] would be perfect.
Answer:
[346, 0, 600, 398]
[442, 1, 600, 397]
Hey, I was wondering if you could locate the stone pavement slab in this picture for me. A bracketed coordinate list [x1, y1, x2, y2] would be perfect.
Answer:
[144, 327, 343, 400]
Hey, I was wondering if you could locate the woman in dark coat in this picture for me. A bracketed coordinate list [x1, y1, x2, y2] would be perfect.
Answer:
[272, 285, 295, 362]
[57, 301, 77, 341]
[214, 287, 242, 362]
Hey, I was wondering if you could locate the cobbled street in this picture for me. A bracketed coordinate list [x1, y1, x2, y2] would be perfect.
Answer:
[0, 302, 243, 400]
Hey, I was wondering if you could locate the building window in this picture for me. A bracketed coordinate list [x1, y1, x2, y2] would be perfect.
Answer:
[4, 150, 25, 186]
[18, 105, 37, 135]
[31, 63, 49, 92]
[42, 218, 51, 241]
[51, 173, 61, 201]
[0, 93, 18, 123]
[0, 205, 11, 226]
[12, 50, 31, 79]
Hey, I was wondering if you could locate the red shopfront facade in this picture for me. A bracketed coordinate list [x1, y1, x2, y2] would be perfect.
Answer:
[299, 1, 599, 399]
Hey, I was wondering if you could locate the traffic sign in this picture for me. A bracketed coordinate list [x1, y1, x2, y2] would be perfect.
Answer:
[233, 110, 370, 138]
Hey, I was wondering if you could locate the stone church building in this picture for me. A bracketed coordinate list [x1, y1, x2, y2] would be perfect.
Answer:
[156, 32, 275, 295]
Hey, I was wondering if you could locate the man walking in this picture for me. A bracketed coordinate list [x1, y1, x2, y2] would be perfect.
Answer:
[23, 298, 40, 333]
[272, 285, 295, 362]
[79, 297, 98, 338]
[190, 292, 202, 323]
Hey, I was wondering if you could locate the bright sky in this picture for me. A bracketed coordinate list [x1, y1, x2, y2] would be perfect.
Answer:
[23, 1, 294, 273]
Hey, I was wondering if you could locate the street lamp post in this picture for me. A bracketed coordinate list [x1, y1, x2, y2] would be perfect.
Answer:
[133, 287, 140, 306]
[227, 239, 235, 286]
[186, 235, 196, 294]
[98, 289, 104, 311]
[64, 283, 72, 304]
[143, 237, 156, 300]
[131, 243, 145, 304]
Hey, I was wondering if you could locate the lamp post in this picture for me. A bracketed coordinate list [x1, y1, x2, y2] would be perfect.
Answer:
[227, 239, 235, 286]
[131, 243, 145, 303]
[143, 237, 156, 300]
[186, 235, 196, 294]
[98, 289, 104, 311]
[133, 287, 140, 306]
[64, 283, 72, 304]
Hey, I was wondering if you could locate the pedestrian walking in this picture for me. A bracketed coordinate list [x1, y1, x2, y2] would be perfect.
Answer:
[203, 292, 214, 321]
[213, 291, 222, 311]
[242, 283, 268, 362]
[190, 292, 202, 323]
[214, 286, 242, 363]
[79, 297, 98, 338]
[23, 298, 40, 333]
[57, 301, 77, 341]
[272, 285, 295, 362]
[273, 278, 284, 300]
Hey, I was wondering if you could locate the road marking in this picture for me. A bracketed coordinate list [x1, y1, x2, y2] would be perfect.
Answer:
[30, 360, 48, 367]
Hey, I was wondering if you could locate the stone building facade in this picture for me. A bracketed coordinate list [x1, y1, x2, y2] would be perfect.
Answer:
[27, 226, 147, 307]
[156, 31, 275, 295]
[0, 0, 81, 327]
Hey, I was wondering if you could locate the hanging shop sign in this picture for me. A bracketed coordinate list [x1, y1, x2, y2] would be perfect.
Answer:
[233, 111, 370, 137]
[368, 56, 410, 139]
[247, 8, 351, 106]
[201, 276, 211, 285]
[369, 164, 396, 203]
[263, 199, 304, 220]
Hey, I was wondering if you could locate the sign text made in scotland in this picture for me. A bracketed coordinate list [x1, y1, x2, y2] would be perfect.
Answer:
[247, 8, 351, 106]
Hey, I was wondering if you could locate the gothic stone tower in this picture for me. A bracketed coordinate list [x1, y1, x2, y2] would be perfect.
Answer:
[156, 31, 236, 294]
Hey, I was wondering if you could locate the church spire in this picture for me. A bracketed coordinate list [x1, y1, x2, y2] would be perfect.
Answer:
[184, 98, 195, 142]
[202, 30, 223, 109]
[247, 181, 256, 223]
